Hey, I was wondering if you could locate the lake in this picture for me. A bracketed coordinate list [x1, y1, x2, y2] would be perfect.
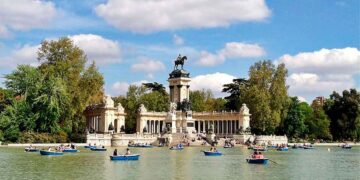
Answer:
[0, 146, 359, 180]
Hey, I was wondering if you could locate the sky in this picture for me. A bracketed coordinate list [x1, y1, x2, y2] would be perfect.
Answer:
[0, 0, 359, 102]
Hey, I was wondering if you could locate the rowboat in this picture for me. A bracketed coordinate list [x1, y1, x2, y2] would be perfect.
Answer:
[110, 154, 140, 161]
[128, 144, 153, 148]
[169, 146, 184, 150]
[246, 158, 269, 164]
[25, 148, 39, 152]
[203, 151, 222, 156]
[90, 147, 107, 151]
[341, 145, 352, 149]
[63, 149, 79, 153]
[303, 146, 315, 149]
[253, 147, 267, 151]
[277, 147, 289, 151]
[84, 145, 95, 149]
[40, 150, 63, 156]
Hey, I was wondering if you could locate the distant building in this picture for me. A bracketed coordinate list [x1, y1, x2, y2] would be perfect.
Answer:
[313, 96, 326, 106]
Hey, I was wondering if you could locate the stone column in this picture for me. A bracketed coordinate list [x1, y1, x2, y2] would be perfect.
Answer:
[225, 121, 228, 134]
[152, 120, 154, 134]
[230, 120, 232, 134]
[203, 121, 205, 133]
[198, 121, 201, 133]
[221, 121, 224, 134]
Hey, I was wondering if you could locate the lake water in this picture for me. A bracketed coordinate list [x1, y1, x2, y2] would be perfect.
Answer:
[0, 146, 359, 180]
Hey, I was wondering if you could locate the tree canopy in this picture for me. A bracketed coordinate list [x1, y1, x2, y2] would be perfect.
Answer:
[0, 37, 104, 142]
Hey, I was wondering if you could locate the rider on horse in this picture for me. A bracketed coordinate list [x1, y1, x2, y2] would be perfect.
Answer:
[174, 54, 187, 70]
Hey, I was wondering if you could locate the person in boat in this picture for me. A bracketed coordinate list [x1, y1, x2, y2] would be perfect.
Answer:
[252, 151, 264, 159]
[125, 148, 131, 155]
[113, 149, 118, 156]
[48, 147, 52, 151]
[102, 146, 105, 149]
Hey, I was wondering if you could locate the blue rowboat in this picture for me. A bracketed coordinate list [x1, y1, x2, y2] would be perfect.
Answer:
[40, 150, 63, 156]
[128, 144, 153, 148]
[169, 146, 183, 150]
[277, 147, 289, 151]
[246, 158, 269, 164]
[253, 147, 267, 151]
[90, 147, 107, 151]
[203, 151, 222, 156]
[303, 146, 315, 149]
[84, 145, 95, 149]
[63, 149, 79, 153]
[110, 154, 140, 161]
[342, 145, 352, 149]
[25, 148, 39, 152]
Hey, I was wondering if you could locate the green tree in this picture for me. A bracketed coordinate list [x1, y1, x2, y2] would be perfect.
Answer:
[306, 101, 331, 140]
[140, 91, 169, 112]
[325, 89, 360, 141]
[190, 89, 224, 112]
[269, 63, 288, 131]
[143, 82, 166, 94]
[283, 97, 306, 139]
[222, 78, 249, 111]
[37, 37, 104, 134]
[123, 85, 146, 133]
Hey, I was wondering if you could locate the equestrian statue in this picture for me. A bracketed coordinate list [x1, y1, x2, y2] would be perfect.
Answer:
[174, 54, 187, 70]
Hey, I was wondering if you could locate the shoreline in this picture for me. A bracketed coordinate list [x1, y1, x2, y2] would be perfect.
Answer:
[1, 142, 359, 147]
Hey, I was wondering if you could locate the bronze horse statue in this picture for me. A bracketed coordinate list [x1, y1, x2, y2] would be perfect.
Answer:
[174, 55, 187, 70]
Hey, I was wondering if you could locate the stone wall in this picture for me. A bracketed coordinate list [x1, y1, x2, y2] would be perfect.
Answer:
[255, 135, 288, 145]
[86, 133, 112, 146]
[86, 133, 158, 147]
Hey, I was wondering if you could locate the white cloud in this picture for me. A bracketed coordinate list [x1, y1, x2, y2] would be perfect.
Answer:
[0, 0, 56, 37]
[95, 0, 270, 33]
[0, 44, 40, 68]
[0, 34, 121, 68]
[70, 34, 121, 65]
[277, 47, 360, 75]
[287, 73, 355, 99]
[297, 96, 307, 103]
[111, 82, 129, 96]
[196, 42, 266, 66]
[219, 42, 266, 58]
[131, 57, 166, 73]
[191, 72, 236, 97]
[0, 25, 10, 38]
[173, 34, 184, 46]
[197, 51, 225, 66]
[278, 47, 360, 101]
[110, 80, 149, 96]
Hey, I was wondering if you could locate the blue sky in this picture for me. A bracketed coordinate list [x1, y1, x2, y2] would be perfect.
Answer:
[0, 0, 359, 102]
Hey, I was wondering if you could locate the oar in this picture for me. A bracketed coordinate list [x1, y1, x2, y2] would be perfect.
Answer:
[268, 159, 279, 164]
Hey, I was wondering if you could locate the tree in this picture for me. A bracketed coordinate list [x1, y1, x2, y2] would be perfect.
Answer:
[241, 61, 286, 134]
[37, 37, 104, 134]
[143, 82, 166, 94]
[307, 101, 331, 140]
[122, 85, 146, 133]
[140, 91, 169, 112]
[325, 89, 360, 141]
[269, 63, 288, 131]
[190, 89, 225, 112]
[222, 78, 249, 111]
[283, 97, 306, 139]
